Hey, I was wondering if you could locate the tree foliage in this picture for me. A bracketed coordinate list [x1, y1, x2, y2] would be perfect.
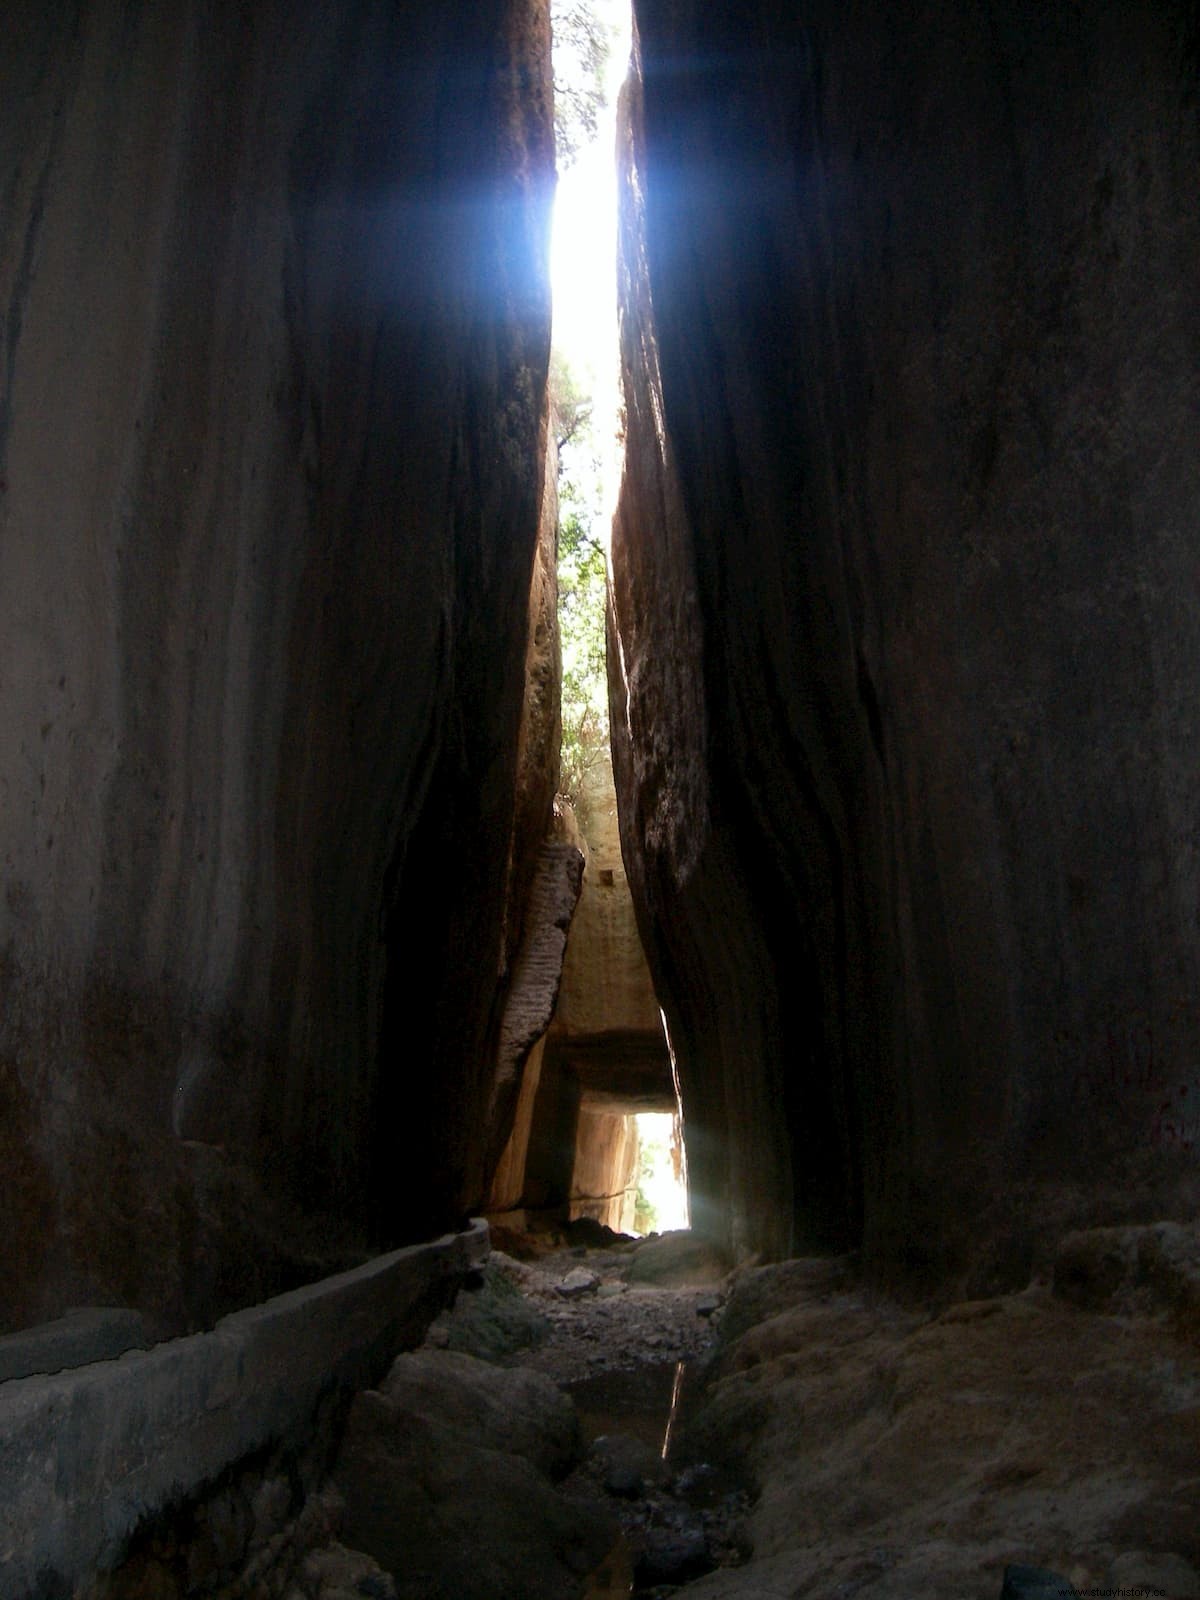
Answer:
[558, 502, 608, 804]
[553, 353, 609, 804]
[549, 348, 593, 454]
[551, 0, 612, 166]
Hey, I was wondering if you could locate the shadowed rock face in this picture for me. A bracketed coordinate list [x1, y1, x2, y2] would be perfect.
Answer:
[0, 0, 554, 1330]
[612, 2, 1200, 1278]
[501, 761, 675, 1226]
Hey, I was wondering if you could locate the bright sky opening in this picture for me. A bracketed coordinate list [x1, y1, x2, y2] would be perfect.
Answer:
[635, 1111, 691, 1234]
[550, 0, 633, 542]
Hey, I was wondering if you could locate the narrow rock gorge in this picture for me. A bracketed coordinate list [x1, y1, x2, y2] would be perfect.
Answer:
[1, 1, 1199, 1596]
[490, 759, 677, 1235]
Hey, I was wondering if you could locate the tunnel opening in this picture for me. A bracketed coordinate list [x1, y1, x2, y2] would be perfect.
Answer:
[566, 1102, 688, 1236]
[629, 1109, 689, 1234]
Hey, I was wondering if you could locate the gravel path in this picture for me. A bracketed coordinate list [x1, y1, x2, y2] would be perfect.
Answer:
[488, 1243, 722, 1385]
[435, 1236, 752, 1596]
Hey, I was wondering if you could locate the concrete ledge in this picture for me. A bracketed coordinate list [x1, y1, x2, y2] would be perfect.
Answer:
[0, 1220, 489, 1597]
[0, 1308, 150, 1385]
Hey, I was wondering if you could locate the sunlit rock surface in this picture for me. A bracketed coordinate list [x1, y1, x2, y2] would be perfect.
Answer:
[570, 1102, 640, 1231]
[611, 2, 1200, 1276]
[555, 761, 664, 1055]
[0, 0, 554, 1331]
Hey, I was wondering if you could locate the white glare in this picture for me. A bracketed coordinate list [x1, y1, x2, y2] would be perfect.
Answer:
[551, 1, 633, 544]
[634, 1111, 690, 1233]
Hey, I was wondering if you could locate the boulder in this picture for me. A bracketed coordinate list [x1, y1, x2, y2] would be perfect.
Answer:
[1053, 1227, 1142, 1312]
[1054, 1220, 1200, 1336]
[1135, 1222, 1200, 1340]
[591, 1433, 665, 1499]
[634, 1521, 711, 1587]
[717, 1258, 854, 1347]
[565, 1217, 638, 1249]
[301, 1542, 398, 1600]
[559, 1268, 600, 1298]
[1109, 1551, 1199, 1600]
[334, 1392, 613, 1600]
[379, 1349, 581, 1481]
[624, 1233, 730, 1289]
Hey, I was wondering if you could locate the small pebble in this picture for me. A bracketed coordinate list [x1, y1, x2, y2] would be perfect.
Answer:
[559, 1267, 600, 1298]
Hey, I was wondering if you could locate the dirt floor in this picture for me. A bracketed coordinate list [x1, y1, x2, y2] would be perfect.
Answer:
[94, 1220, 1200, 1599]
[463, 1232, 747, 1598]
[470, 1223, 1200, 1600]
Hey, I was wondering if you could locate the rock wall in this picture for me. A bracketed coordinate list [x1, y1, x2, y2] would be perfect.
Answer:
[0, 1, 555, 1331]
[486, 840, 586, 1187]
[489, 1036, 549, 1215]
[489, 759, 671, 1222]
[569, 1103, 639, 1233]
[612, 2, 1200, 1281]
[555, 760, 664, 1044]
[499, 762, 675, 1222]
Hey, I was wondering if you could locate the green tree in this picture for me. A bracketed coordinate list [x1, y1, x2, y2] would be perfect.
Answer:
[552, 352, 609, 804]
[633, 1131, 669, 1235]
[549, 347, 593, 454]
[558, 500, 609, 803]
[551, 0, 613, 166]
